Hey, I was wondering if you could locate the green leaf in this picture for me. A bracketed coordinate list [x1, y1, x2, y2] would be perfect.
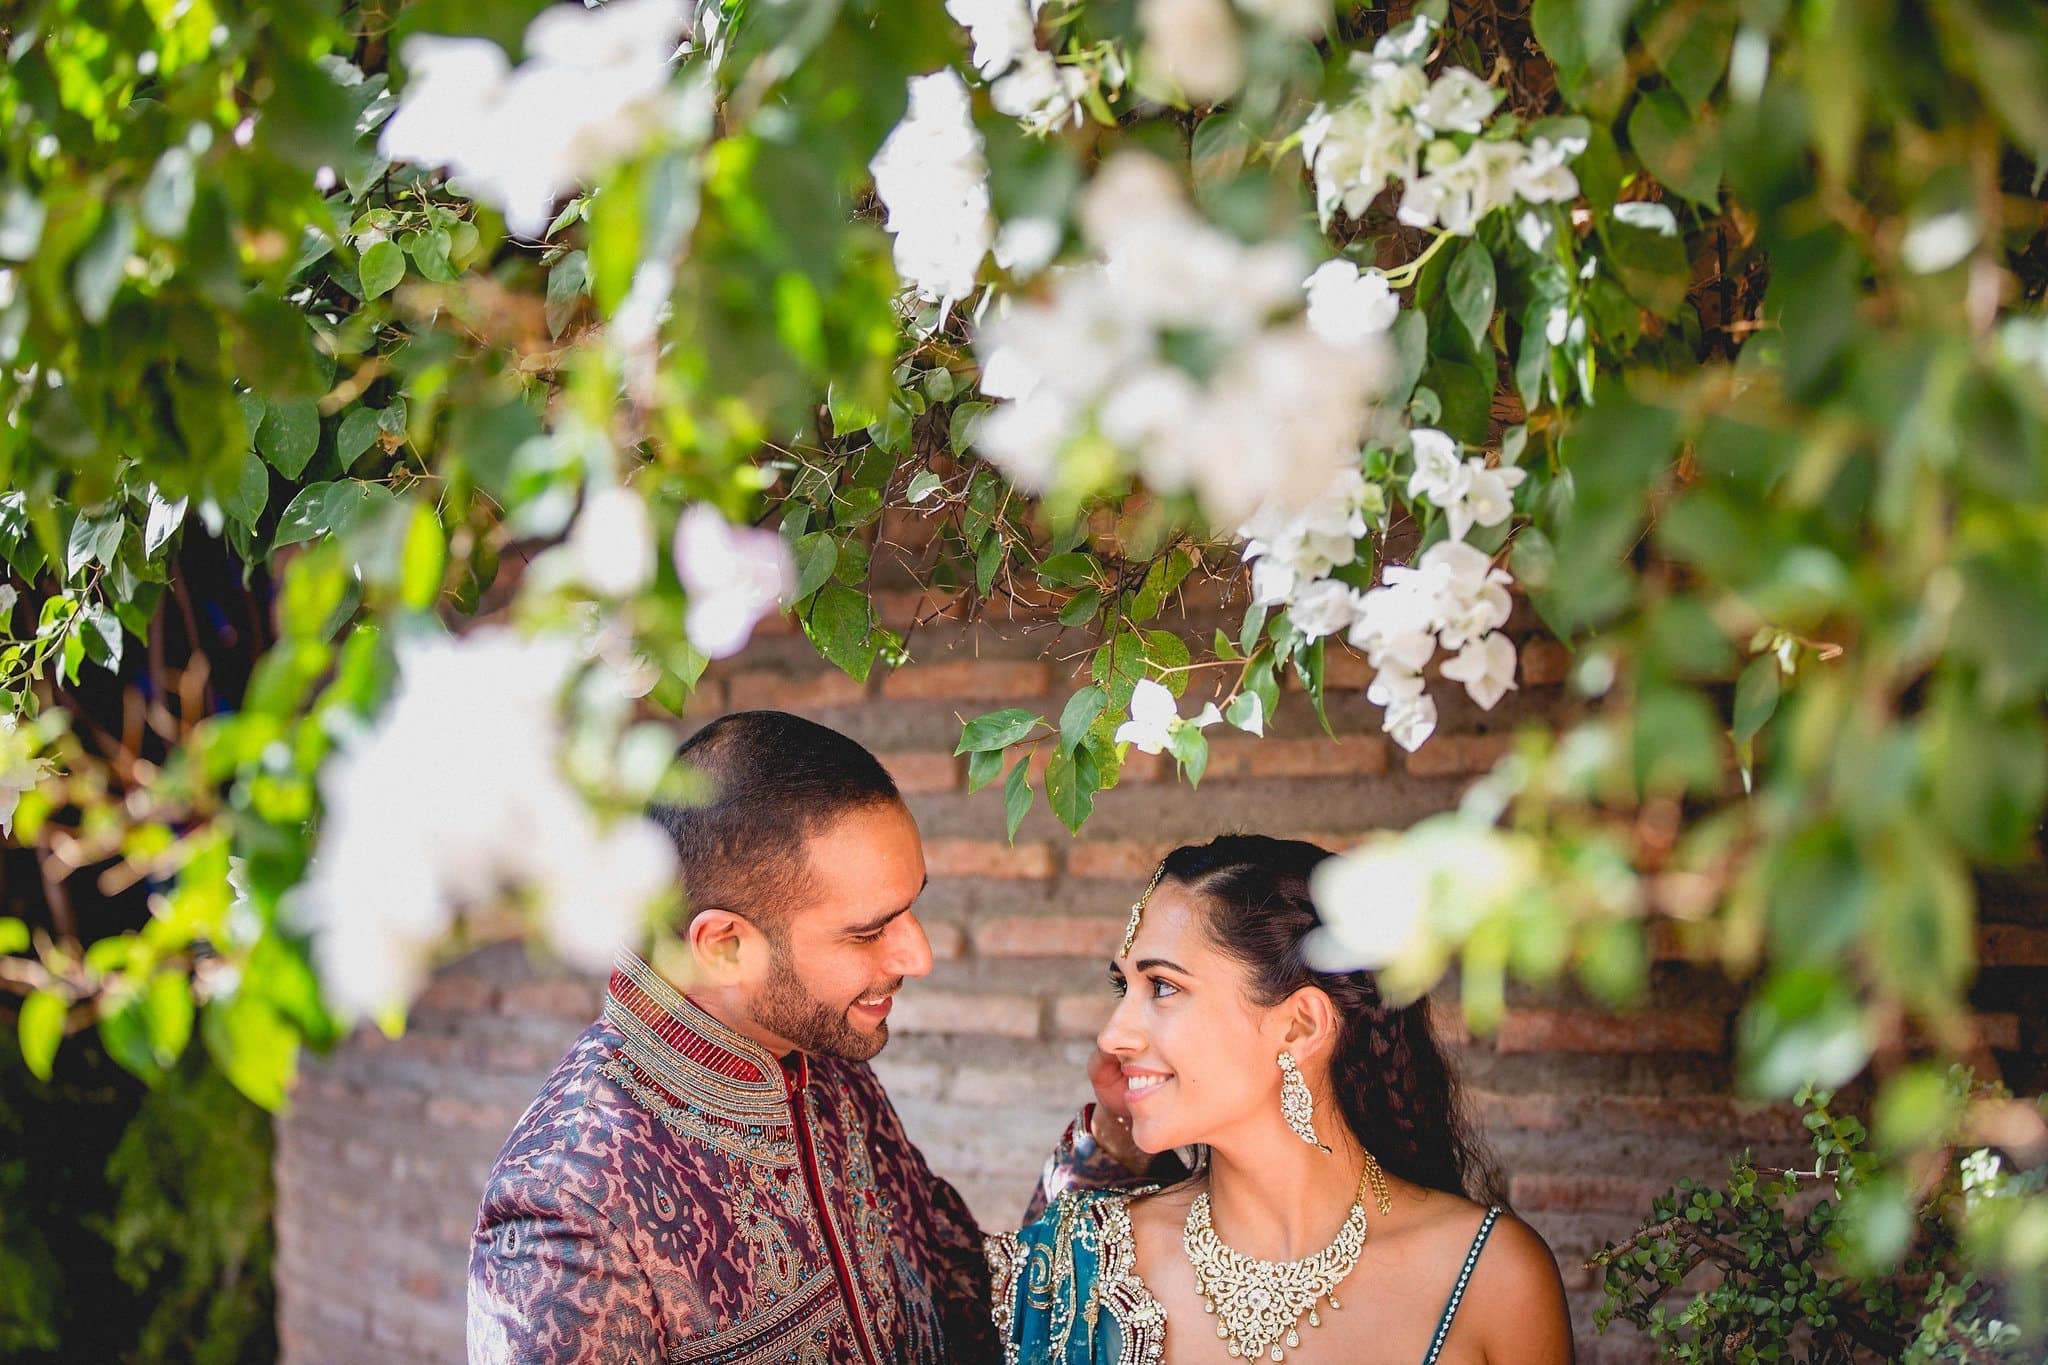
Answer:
[1059, 685, 1108, 754]
[1035, 552, 1096, 589]
[805, 583, 880, 683]
[410, 229, 456, 282]
[73, 206, 136, 325]
[1385, 309, 1429, 406]
[545, 250, 589, 339]
[955, 708, 1042, 754]
[1733, 656, 1781, 748]
[223, 450, 270, 528]
[1627, 88, 1722, 208]
[19, 989, 65, 1081]
[142, 971, 196, 1065]
[0, 917, 27, 955]
[0, 179, 46, 259]
[1448, 241, 1498, 352]
[1058, 588, 1102, 628]
[975, 532, 1005, 596]
[140, 146, 198, 238]
[905, 471, 944, 505]
[1142, 630, 1192, 695]
[257, 399, 322, 479]
[793, 532, 838, 602]
[1003, 759, 1033, 841]
[202, 991, 299, 1112]
[949, 401, 993, 456]
[966, 746, 1004, 793]
[273, 481, 394, 551]
[360, 239, 406, 301]
[399, 502, 447, 611]
[1167, 724, 1211, 786]
[1045, 746, 1097, 832]
[143, 488, 188, 558]
[79, 604, 122, 672]
[336, 407, 383, 469]
[65, 507, 124, 578]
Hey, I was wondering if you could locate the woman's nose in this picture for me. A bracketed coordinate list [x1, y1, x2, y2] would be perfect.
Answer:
[1096, 991, 1144, 1057]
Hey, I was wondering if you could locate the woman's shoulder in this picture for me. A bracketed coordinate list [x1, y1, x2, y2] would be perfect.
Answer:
[1444, 1206, 1575, 1361]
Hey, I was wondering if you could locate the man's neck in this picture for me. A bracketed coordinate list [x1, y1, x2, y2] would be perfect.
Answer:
[646, 950, 799, 1059]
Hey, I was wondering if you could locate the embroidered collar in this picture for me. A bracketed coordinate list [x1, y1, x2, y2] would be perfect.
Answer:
[604, 951, 801, 1123]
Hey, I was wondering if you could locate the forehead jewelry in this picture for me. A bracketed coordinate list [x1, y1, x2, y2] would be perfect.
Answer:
[1119, 861, 1169, 959]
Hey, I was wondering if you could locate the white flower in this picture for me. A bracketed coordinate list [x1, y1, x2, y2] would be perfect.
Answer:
[1612, 200, 1679, 236]
[672, 505, 795, 659]
[0, 583, 15, 615]
[1510, 134, 1583, 205]
[1439, 631, 1518, 709]
[1114, 679, 1221, 754]
[1412, 67, 1499, 136]
[292, 628, 677, 1020]
[991, 49, 1089, 132]
[870, 70, 993, 304]
[1405, 428, 1469, 509]
[1373, 14, 1436, 62]
[1306, 819, 1533, 988]
[1381, 691, 1438, 752]
[947, 0, 1041, 78]
[1516, 210, 1554, 253]
[1399, 139, 1526, 236]
[1303, 259, 1400, 347]
[1236, 0, 1329, 35]
[993, 215, 1061, 276]
[1457, 460, 1526, 540]
[0, 712, 45, 838]
[972, 155, 1384, 530]
[568, 485, 655, 597]
[1141, 0, 1244, 101]
[1903, 210, 1976, 275]
[1303, 93, 1426, 223]
[379, 0, 696, 236]
[1287, 577, 1363, 640]
[1416, 539, 1514, 649]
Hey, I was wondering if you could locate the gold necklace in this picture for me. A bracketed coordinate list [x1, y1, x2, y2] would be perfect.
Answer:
[1183, 1158, 1382, 1362]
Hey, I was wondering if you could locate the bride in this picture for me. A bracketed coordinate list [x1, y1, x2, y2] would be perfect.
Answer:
[989, 835, 1574, 1363]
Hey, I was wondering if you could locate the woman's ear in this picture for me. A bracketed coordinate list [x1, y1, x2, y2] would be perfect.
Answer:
[1277, 984, 1342, 1065]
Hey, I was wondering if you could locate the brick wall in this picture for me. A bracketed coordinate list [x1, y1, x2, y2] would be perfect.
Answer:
[273, 594, 2048, 1364]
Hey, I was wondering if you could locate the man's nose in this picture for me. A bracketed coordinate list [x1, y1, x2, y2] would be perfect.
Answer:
[887, 911, 935, 979]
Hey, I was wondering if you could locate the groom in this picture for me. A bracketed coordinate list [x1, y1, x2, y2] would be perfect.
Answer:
[467, 710, 995, 1363]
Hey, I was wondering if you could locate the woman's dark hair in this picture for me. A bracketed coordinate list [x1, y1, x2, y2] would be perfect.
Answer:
[1160, 833, 1505, 1207]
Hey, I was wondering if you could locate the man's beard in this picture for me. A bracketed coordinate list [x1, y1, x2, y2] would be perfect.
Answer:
[753, 933, 898, 1062]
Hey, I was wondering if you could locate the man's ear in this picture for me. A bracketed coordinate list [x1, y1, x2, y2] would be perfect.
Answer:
[686, 908, 759, 983]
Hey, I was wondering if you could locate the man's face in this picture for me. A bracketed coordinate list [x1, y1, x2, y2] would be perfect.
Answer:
[746, 800, 933, 1061]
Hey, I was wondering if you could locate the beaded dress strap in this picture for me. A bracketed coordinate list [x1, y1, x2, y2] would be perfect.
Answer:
[1420, 1206, 1500, 1365]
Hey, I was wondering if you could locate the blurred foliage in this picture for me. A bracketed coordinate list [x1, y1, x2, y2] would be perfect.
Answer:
[1595, 1070, 2045, 1362]
[0, 0, 2043, 1348]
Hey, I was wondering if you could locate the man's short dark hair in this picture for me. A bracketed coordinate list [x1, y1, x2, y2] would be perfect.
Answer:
[648, 711, 901, 931]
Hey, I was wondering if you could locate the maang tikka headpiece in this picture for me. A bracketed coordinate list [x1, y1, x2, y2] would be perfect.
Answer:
[1120, 861, 1169, 958]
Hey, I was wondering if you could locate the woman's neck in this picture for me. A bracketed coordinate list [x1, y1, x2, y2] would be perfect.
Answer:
[1201, 1119, 1372, 1261]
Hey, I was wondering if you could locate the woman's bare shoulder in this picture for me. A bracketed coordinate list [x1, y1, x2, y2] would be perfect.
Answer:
[1459, 1212, 1576, 1362]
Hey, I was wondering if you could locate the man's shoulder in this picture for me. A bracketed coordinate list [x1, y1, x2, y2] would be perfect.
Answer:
[488, 1020, 663, 1183]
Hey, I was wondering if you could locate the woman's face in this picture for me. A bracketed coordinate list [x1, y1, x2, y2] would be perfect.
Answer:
[1098, 881, 1294, 1154]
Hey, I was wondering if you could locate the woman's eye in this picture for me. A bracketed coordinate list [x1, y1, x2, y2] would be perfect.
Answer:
[1150, 978, 1179, 999]
[1108, 973, 1128, 998]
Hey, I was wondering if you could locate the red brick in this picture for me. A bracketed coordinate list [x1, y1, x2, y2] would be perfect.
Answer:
[1510, 1173, 1673, 1214]
[1203, 735, 1390, 780]
[875, 588, 970, 629]
[1978, 1013, 2022, 1051]
[413, 975, 497, 1014]
[497, 978, 602, 1021]
[1428, 997, 1472, 1046]
[1981, 924, 2048, 967]
[722, 668, 867, 711]
[1067, 840, 1177, 879]
[881, 751, 961, 795]
[1474, 1091, 1802, 1141]
[925, 838, 1057, 879]
[1050, 993, 1116, 1039]
[1111, 750, 1171, 783]
[974, 914, 1122, 959]
[681, 676, 729, 717]
[1403, 732, 1512, 779]
[1318, 645, 1374, 689]
[921, 919, 968, 961]
[1498, 1008, 1726, 1055]
[879, 659, 1053, 702]
[1521, 637, 1569, 686]
[890, 989, 1041, 1038]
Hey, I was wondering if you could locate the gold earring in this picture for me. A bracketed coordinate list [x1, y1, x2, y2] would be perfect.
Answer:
[1119, 861, 1168, 959]
[1278, 1050, 1331, 1154]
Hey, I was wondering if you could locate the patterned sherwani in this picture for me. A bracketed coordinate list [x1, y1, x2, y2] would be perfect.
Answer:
[468, 953, 996, 1364]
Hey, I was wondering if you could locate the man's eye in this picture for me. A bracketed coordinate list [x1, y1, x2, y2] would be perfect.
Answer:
[851, 929, 885, 945]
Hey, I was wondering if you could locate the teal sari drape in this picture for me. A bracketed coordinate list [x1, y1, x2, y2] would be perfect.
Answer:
[987, 1188, 1165, 1365]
